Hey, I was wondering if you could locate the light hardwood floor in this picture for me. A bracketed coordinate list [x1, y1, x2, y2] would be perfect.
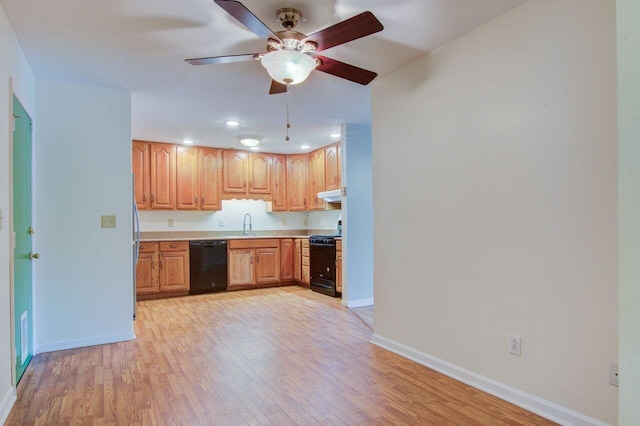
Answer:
[6, 287, 556, 425]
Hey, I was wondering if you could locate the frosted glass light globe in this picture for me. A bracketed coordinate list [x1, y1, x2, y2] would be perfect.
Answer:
[261, 50, 316, 85]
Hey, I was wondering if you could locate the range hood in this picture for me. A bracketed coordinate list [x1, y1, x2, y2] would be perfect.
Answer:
[317, 189, 342, 203]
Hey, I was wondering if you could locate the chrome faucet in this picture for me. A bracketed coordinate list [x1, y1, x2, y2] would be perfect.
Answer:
[242, 213, 252, 236]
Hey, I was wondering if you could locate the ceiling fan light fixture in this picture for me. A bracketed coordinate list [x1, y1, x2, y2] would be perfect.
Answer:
[261, 50, 316, 85]
[240, 138, 260, 147]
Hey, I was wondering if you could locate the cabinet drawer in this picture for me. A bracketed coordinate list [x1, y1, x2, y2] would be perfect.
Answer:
[229, 239, 279, 249]
[159, 241, 189, 252]
[302, 255, 309, 266]
[302, 239, 309, 248]
[336, 240, 342, 251]
[302, 247, 309, 257]
[138, 242, 158, 253]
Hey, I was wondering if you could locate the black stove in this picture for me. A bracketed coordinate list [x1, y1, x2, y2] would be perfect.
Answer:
[309, 234, 340, 297]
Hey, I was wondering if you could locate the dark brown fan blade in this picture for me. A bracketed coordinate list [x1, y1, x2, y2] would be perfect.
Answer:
[185, 53, 259, 65]
[269, 80, 288, 95]
[303, 12, 383, 52]
[315, 55, 377, 85]
[214, 0, 280, 41]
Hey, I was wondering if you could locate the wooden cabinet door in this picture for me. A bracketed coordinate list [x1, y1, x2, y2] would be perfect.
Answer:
[159, 251, 189, 292]
[223, 150, 248, 193]
[228, 249, 255, 286]
[249, 153, 272, 194]
[336, 251, 343, 294]
[293, 239, 302, 281]
[176, 146, 199, 210]
[271, 154, 287, 211]
[308, 149, 326, 210]
[199, 147, 222, 210]
[150, 144, 176, 209]
[255, 247, 279, 284]
[132, 141, 150, 210]
[325, 143, 340, 191]
[136, 251, 159, 295]
[287, 154, 307, 211]
[280, 239, 294, 281]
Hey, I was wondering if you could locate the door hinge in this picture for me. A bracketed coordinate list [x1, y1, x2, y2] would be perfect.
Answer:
[28, 226, 35, 235]
[12, 114, 19, 132]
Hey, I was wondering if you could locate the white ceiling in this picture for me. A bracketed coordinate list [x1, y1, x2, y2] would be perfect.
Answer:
[1, 0, 525, 153]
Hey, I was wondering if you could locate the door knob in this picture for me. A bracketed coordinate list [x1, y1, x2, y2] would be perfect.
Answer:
[28, 252, 40, 260]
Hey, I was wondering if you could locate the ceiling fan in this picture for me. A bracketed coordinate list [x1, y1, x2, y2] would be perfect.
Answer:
[185, 0, 384, 94]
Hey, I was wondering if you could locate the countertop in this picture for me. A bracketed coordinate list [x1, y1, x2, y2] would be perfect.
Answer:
[140, 230, 335, 242]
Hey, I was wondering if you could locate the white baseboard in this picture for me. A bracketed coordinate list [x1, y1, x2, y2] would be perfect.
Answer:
[370, 334, 608, 426]
[346, 298, 374, 308]
[0, 387, 17, 425]
[37, 331, 135, 353]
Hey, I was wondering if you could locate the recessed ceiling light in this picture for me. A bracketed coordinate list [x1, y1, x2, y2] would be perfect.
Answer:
[300, 144, 310, 150]
[249, 146, 260, 151]
[330, 133, 340, 138]
[225, 120, 240, 126]
[240, 138, 260, 147]
[182, 139, 194, 145]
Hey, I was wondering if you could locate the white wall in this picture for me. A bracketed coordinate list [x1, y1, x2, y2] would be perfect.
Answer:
[34, 79, 134, 352]
[139, 199, 340, 233]
[372, 0, 617, 424]
[343, 124, 374, 307]
[0, 3, 35, 422]
[617, 0, 640, 423]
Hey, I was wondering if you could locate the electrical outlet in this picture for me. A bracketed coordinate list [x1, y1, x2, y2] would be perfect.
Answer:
[509, 335, 521, 356]
[219, 218, 224, 227]
[101, 215, 116, 228]
[281, 218, 286, 226]
[168, 219, 174, 228]
[609, 363, 619, 386]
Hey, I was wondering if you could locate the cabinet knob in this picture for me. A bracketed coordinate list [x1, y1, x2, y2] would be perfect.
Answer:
[194, 196, 198, 204]
[143, 193, 147, 202]
[201, 195, 204, 205]
[250, 256, 253, 264]
[151, 194, 155, 203]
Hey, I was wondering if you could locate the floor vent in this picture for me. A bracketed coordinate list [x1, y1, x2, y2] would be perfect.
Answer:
[20, 311, 28, 365]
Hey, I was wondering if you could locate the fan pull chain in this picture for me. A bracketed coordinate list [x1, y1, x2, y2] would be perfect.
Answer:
[285, 82, 291, 141]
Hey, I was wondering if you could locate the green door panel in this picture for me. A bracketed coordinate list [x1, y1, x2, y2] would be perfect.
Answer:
[13, 95, 33, 382]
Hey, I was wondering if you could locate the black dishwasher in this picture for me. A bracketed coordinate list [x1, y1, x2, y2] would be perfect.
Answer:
[189, 240, 228, 294]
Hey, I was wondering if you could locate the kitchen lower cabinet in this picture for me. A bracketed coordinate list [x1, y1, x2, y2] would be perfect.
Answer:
[336, 239, 343, 294]
[301, 239, 310, 286]
[293, 239, 302, 281]
[136, 241, 189, 298]
[280, 239, 294, 281]
[228, 239, 280, 289]
[136, 243, 159, 295]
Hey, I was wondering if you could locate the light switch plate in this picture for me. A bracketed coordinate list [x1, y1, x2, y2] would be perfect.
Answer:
[101, 215, 116, 228]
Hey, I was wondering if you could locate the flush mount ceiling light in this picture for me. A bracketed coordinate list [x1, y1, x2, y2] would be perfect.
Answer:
[330, 133, 341, 138]
[300, 144, 310, 150]
[240, 138, 260, 147]
[261, 50, 317, 86]
[182, 139, 194, 145]
[249, 146, 260, 151]
[225, 120, 240, 127]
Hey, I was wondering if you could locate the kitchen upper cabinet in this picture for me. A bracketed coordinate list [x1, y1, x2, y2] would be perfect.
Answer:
[223, 150, 247, 193]
[325, 143, 341, 191]
[223, 151, 272, 198]
[199, 147, 223, 210]
[280, 239, 294, 281]
[271, 154, 287, 211]
[150, 143, 176, 210]
[249, 153, 272, 194]
[132, 141, 151, 210]
[176, 146, 199, 210]
[287, 154, 308, 211]
[307, 149, 326, 210]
